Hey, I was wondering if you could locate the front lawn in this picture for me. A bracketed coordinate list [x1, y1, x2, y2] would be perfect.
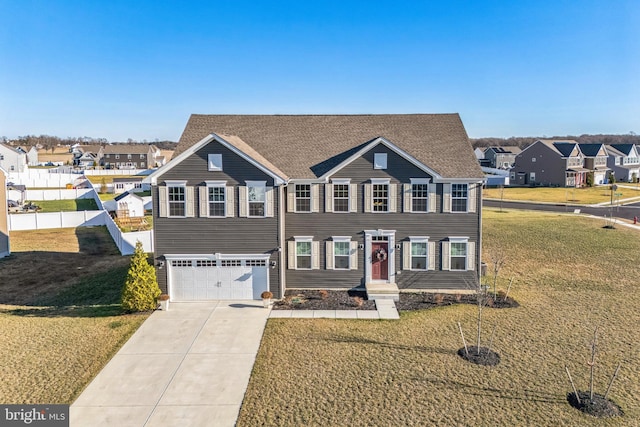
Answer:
[0, 227, 148, 404]
[483, 185, 640, 204]
[238, 209, 640, 426]
[28, 198, 99, 212]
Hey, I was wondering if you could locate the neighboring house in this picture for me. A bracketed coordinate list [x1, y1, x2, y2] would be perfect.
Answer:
[112, 177, 150, 194]
[606, 144, 640, 182]
[0, 167, 9, 257]
[147, 114, 484, 301]
[0, 143, 27, 173]
[483, 146, 521, 169]
[114, 192, 145, 218]
[578, 143, 609, 185]
[512, 140, 586, 187]
[101, 144, 158, 169]
[73, 145, 104, 168]
[17, 146, 39, 166]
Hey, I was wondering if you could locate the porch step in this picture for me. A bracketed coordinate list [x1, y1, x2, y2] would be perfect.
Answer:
[365, 282, 399, 302]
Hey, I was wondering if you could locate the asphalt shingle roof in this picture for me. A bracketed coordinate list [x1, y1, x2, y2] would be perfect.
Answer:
[176, 114, 483, 179]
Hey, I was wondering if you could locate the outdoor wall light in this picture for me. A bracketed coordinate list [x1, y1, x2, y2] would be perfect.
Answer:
[156, 261, 165, 269]
[270, 260, 277, 269]
[358, 244, 365, 250]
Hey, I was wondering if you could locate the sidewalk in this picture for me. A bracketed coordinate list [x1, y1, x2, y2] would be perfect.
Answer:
[269, 298, 400, 320]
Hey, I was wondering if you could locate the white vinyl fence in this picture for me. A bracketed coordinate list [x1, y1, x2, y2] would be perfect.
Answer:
[8, 184, 153, 255]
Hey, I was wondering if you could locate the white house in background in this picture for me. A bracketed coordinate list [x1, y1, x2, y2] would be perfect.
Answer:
[474, 147, 485, 160]
[0, 167, 10, 257]
[112, 176, 150, 194]
[0, 143, 27, 173]
[114, 192, 145, 218]
[605, 144, 640, 182]
[17, 146, 39, 166]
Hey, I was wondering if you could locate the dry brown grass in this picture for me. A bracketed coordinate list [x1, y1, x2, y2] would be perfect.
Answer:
[0, 227, 148, 403]
[238, 209, 640, 426]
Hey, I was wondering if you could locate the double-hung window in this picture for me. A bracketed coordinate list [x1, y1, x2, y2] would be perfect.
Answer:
[411, 241, 428, 270]
[451, 184, 468, 212]
[333, 184, 350, 212]
[296, 241, 312, 269]
[403, 237, 434, 270]
[207, 184, 226, 217]
[295, 184, 311, 212]
[247, 182, 266, 217]
[443, 237, 475, 271]
[412, 183, 428, 212]
[168, 184, 186, 217]
[326, 237, 358, 270]
[288, 237, 319, 270]
[373, 183, 389, 212]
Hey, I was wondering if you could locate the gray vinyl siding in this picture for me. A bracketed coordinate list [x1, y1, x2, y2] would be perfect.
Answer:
[153, 141, 281, 296]
[332, 143, 433, 182]
[285, 149, 481, 290]
[513, 143, 568, 186]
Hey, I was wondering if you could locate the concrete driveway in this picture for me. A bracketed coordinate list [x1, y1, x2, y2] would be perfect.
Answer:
[71, 301, 270, 427]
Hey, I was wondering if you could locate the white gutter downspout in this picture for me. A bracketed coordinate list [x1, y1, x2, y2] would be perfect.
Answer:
[278, 183, 287, 298]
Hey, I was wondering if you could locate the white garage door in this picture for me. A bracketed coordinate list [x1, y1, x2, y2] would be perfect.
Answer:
[168, 258, 269, 301]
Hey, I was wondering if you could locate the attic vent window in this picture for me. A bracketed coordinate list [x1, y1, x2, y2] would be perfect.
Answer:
[374, 153, 387, 169]
[208, 154, 223, 171]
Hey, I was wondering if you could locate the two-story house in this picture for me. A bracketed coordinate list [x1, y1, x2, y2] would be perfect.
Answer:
[606, 144, 640, 182]
[1, 166, 10, 258]
[483, 146, 521, 169]
[512, 140, 586, 187]
[0, 143, 27, 173]
[578, 143, 609, 185]
[147, 114, 484, 301]
[101, 144, 158, 169]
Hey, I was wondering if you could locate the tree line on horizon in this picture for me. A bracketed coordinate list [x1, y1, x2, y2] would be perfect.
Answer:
[471, 133, 640, 149]
[0, 135, 178, 152]
[4, 133, 640, 153]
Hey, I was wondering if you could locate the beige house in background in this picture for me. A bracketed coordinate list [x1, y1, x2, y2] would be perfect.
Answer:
[0, 167, 10, 258]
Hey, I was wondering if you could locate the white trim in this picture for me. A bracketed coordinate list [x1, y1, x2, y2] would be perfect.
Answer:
[407, 236, 429, 271]
[331, 236, 352, 270]
[146, 134, 287, 185]
[319, 137, 443, 181]
[207, 153, 223, 171]
[205, 180, 227, 186]
[165, 180, 187, 186]
[373, 153, 387, 169]
[410, 178, 431, 184]
[331, 178, 351, 184]
[370, 178, 390, 184]
[164, 253, 271, 261]
[364, 229, 396, 284]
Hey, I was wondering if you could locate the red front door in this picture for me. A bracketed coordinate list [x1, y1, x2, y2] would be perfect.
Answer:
[371, 242, 389, 280]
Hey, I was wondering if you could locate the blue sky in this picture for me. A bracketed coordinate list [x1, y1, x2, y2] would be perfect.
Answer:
[1, 0, 638, 141]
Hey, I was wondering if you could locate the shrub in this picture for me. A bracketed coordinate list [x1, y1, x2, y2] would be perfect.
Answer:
[121, 241, 161, 312]
[352, 296, 364, 307]
[318, 290, 329, 299]
[433, 293, 445, 304]
[261, 291, 273, 299]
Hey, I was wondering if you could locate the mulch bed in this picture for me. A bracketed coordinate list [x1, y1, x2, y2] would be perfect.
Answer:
[396, 291, 519, 311]
[272, 290, 519, 312]
[273, 290, 376, 310]
[457, 346, 501, 366]
[567, 391, 624, 418]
